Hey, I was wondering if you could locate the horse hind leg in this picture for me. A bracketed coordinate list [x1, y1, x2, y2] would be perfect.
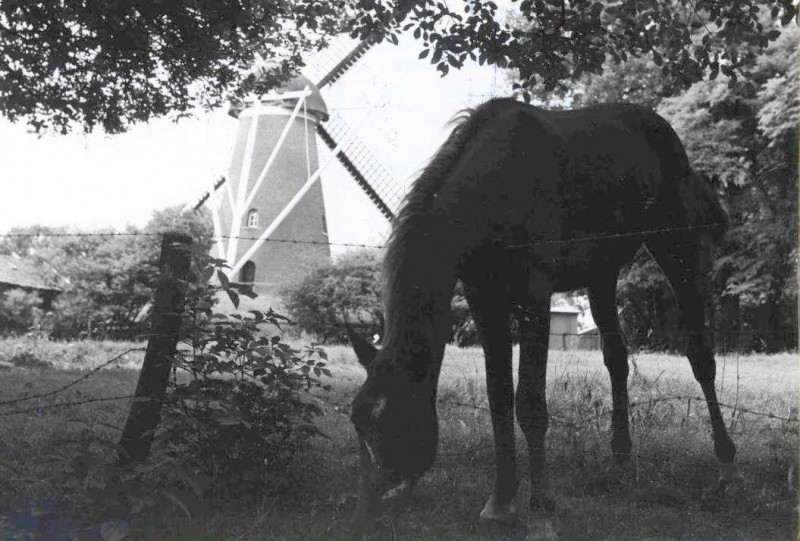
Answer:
[587, 271, 632, 463]
[646, 237, 742, 487]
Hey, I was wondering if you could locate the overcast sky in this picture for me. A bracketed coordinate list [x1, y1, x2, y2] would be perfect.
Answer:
[0, 32, 509, 252]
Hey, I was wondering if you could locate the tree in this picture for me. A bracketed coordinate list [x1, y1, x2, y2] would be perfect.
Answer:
[0, 0, 350, 133]
[1, 0, 796, 133]
[0, 289, 43, 334]
[524, 16, 797, 351]
[37, 227, 154, 338]
[657, 29, 798, 352]
[502, 1, 797, 351]
[280, 250, 383, 341]
[142, 205, 215, 256]
[3, 205, 215, 338]
[0, 224, 68, 258]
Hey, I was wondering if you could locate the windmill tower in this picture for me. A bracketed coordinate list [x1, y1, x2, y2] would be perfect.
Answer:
[202, 36, 404, 305]
[218, 74, 332, 291]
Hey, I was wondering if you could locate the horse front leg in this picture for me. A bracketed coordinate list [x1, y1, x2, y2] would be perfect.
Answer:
[516, 299, 557, 540]
[464, 286, 519, 527]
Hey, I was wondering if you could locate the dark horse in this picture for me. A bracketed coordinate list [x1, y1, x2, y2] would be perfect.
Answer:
[347, 98, 740, 537]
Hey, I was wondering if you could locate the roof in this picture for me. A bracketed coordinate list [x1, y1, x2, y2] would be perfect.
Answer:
[276, 73, 329, 122]
[0, 255, 60, 291]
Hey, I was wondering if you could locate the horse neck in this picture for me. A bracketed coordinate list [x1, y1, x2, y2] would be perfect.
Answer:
[381, 226, 458, 387]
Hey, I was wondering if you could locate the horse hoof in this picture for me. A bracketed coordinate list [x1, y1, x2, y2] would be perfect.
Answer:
[612, 450, 632, 465]
[525, 517, 558, 541]
[478, 515, 526, 541]
[719, 462, 744, 484]
[530, 489, 558, 514]
[702, 468, 745, 501]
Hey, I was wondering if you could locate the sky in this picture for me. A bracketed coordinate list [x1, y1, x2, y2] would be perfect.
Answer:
[0, 32, 509, 250]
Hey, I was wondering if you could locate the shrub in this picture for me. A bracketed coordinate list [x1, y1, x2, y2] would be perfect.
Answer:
[71, 254, 333, 520]
[0, 288, 44, 334]
[280, 249, 383, 342]
[158, 279, 332, 498]
[10, 207, 214, 340]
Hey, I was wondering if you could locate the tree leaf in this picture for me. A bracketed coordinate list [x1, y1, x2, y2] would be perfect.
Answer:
[652, 50, 663, 66]
[226, 289, 240, 309]
[198, 265, 215, 284]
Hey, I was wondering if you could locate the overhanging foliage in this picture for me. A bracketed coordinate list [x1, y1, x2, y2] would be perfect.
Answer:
[0, 0, 796, 133]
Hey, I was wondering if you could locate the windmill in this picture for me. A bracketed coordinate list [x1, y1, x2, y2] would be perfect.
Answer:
[198, 34, 405, 305]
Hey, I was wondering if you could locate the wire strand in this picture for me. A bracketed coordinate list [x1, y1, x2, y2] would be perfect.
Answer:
[0, 215, 786, 251]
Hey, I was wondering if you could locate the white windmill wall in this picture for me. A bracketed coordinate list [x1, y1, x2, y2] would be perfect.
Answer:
[219, 101, 331, 301]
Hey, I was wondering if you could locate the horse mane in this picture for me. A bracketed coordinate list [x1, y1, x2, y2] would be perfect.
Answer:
[381, 98, 522, 345]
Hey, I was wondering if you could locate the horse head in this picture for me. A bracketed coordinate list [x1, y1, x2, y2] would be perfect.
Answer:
[347, 325, 439, 527]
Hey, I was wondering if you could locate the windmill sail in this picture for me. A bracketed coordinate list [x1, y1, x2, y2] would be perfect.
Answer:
[318, 112, 402, 219]
[316, 37, 377, 89]
[192, 33, 404, 268]
[305, 37, 405, 219]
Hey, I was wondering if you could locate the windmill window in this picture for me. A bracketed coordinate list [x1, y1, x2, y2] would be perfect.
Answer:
[322, 214, 328, 237]
[239, 261, 256, 283]
[247, 209, 259, 228]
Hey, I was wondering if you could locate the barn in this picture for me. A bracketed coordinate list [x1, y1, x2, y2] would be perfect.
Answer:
[452, 300, 583, 350]
[549, 306, 580, 350]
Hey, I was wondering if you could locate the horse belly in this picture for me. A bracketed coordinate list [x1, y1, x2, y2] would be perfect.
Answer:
[531, 238, 642, 292]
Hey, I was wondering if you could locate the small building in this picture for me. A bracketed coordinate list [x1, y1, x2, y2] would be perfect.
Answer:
[549, 306, 580, 350]
[0, 255, 61, 309]
[577, 326, 602, 350]
[452, 301, 583, 349]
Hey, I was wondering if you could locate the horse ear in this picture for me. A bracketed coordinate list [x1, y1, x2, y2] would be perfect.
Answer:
[346, 324, 378, 368]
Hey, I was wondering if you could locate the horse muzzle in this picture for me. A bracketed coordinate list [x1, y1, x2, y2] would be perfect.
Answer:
[351, 436, 415, 531]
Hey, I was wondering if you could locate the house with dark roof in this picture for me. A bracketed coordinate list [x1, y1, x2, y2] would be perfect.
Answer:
[0, 255, 61, 309]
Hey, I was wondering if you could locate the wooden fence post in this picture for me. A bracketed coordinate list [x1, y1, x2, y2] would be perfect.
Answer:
[117, 233, 192, 466]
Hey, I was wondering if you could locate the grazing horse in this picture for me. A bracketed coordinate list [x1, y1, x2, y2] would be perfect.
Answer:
[347, 98, 739, 537]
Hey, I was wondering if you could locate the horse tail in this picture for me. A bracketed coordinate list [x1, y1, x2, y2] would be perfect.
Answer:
[688, 171, 728, 242]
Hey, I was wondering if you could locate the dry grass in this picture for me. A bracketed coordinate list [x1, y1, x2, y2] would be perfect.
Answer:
[0, 337, 796, 540]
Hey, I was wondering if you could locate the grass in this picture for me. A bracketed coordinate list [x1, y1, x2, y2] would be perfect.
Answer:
[0, 336, 796, 540]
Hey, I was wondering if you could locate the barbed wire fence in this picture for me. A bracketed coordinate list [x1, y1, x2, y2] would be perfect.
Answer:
[0, 349, 796, 441]
[4, 216, 794, 341]
[0, 211, 784, 246]
[0, 225, 795, 472]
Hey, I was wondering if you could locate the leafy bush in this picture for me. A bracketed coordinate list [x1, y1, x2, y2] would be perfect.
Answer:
[0, 288, 44, 334]
[69, 254, 333, 521]
[158, 264, 332, 498]
[1, 206, 214, 340]
[280, 250, 383, 342]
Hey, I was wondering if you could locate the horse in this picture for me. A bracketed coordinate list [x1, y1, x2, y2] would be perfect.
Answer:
[346, 97, 740, 538]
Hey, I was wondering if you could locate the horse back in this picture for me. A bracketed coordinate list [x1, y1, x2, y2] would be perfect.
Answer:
[437, 99, 725, 289]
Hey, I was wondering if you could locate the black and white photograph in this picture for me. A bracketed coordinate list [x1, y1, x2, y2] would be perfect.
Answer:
[0, 1, 797, 539]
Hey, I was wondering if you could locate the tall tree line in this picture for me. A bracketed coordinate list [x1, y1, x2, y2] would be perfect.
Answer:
[0, 207, 213, 338]
[515, 20, 798, 352]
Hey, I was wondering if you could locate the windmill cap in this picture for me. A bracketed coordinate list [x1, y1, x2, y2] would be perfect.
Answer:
[228, 72, 329, 121]
[277, 73, 329, 122]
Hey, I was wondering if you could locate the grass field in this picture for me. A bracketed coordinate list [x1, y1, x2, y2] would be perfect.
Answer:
[0, 336, 796, 540]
